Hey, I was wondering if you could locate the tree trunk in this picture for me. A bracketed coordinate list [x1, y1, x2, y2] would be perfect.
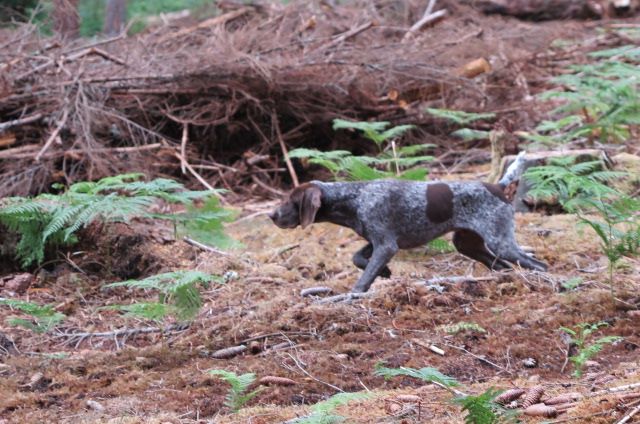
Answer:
[52, 0, 80, 39]
[103, 0, 128, 36]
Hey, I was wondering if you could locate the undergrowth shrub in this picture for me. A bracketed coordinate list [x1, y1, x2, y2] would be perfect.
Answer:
[290, 392, 372, 424]
[208, 369, 262, 412]
[375, 365, 515, 424]
[524, 157, 640, 294]
[560, 322, 622, 378]
[289, 119, 433, 181]
[0, 173, 234, 268]
[103, 270, 222, 322]
[524, 45, 640, 146]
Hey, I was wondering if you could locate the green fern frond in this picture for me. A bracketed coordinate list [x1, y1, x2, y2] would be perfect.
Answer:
[426, 108, 496, 125]
[374, 365, 459, 387]
[291, 392, 372, 424]
[0, 299, 65, 333]
[452, 388, 515, 424]
[208, 369, 262, 412]
[0, 174, 233, 268]
[100, 302, 172, 322]
[427, 238, 456, 254]
[104, 271, 221, 322]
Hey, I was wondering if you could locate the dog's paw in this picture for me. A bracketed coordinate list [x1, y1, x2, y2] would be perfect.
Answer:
[379, 267, 392, 279]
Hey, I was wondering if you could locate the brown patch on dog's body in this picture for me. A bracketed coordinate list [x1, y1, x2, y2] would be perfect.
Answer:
[482, 182, 510, 204]
[426, 183, 454, 223]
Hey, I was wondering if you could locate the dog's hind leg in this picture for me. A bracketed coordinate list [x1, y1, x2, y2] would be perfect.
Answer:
[353, 243, 392, 278]
[452, 230, 511, 270]
[482, 230, 548, 272]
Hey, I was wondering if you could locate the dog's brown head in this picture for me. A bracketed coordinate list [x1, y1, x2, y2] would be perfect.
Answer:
[269, 183, 322, 229]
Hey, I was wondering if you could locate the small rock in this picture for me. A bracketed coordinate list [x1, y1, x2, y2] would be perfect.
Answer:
[0, 332, 18, 356]
[1, 273, 34, 294]
[627, 310, 640, 318]
[249, 341, 262, 354]
[528, 375, 541, 383]
[86, 399, 105, 412]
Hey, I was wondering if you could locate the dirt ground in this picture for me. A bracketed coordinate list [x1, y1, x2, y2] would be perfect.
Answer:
[0, 189, 639, 423]
[2, 3, 640, 424]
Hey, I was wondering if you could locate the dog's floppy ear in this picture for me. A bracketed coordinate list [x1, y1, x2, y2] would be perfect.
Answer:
[299, 185, 322, 229]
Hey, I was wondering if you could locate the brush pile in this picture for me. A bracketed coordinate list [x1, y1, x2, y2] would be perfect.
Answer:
[0, 0, 596, 198]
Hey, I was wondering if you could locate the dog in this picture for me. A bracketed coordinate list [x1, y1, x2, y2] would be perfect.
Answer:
[268, 153, 547, 293]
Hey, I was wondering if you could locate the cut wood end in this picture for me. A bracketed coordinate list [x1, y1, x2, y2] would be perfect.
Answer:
[429, 345, 445, 355]
[457, 58, 491, 79]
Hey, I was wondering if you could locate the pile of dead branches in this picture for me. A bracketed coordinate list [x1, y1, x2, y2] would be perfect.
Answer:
[0, 0, 566, 197]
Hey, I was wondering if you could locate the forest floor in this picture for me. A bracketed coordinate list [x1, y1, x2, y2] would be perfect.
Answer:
[1, 2, 640, 424]
[0, 169, 638, 423]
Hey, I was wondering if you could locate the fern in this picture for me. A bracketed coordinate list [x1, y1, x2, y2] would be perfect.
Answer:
[427, 238, 456, 254]
[452, 388, 516, 424]
[374, 364, 460, 388]
[525, 156, 639, 292]
[530, 45, 640, 145]
[291, 392, 372, 424]
[0, 174, 231, 268]
[0, 298, 65, 333]
[560, 322, 623, 378]
[425, 108, 496, 125]
[290, 119, 432, 182]
[208, 369, 262, 412]
[104, 271, 222, 322]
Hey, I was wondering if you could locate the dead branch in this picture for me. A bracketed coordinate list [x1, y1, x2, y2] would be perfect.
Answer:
[443, 342, 512, 374]
[183, 236, 231, 257]
[314, 292, 372, 304]
[403, 5, 448, 42]
[616, 404, 640, 424]
[272, 113, 299, 187]
[54, 324, 187, 348]
[157, 7, 252, 43]
[318, 21, 374, 51]
[0, 113, 43, 133]
[36, 108, 69, 161]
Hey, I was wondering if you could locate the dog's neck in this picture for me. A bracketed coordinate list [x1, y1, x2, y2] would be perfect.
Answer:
[312, 181, 364, 231]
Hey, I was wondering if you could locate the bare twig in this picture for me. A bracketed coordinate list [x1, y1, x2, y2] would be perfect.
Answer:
[183, 236, 231, 257]
[616, 404, 640, 424]
[0, 113, 43, 133]
[173, 151, 224, 199]
[314, 292, 372, 304]
[443, 343, 512, 374]
[55, 325, 186, 348]
[284, 352, 344, 392]
[158, 7, 252, 42]
[403, 1, 447, 42]
[272, 113, 299, 187]
[240, 331, 315, 344]
[35, 108, 69, 161]
[591, 382, 640, 397]
[180, 123, 188, 174]
[318, 21, 374, 51]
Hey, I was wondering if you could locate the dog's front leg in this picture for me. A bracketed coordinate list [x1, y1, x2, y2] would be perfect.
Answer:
[352, 243, 392, 278]
[352, 243, 397, 293]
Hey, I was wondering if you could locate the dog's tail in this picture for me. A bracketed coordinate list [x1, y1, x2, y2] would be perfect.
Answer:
[498, 151, 527, 189]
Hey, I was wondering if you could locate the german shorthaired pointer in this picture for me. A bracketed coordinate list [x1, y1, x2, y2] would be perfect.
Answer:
[268, 154, 547, 293]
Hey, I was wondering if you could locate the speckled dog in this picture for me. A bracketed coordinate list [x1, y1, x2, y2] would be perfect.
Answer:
[269, 154, 547, 293]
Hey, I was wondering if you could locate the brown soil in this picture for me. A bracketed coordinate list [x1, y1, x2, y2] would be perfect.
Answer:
[2, 4, 640, 424]
[0, 203, 638, 423]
